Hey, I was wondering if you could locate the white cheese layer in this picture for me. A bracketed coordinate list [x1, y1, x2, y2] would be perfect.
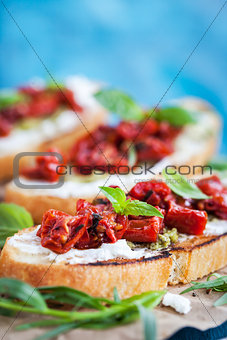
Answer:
[8, 227, 153, 264]
[162, 292, 191, 314]
[7, 218, 227, 265]
[0, 76, 100, 156]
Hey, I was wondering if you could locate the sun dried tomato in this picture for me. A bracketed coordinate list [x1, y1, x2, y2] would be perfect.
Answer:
[124, 208, 164, 243]
[165, 201, 207, 235]
[22, 147, 65, 182]
[195, 175, 227, 220]
[37, 209, 88, 254]
[136, 136, 174, 162]
[129, 180, 172, 208]
[0, 86, 83, 137]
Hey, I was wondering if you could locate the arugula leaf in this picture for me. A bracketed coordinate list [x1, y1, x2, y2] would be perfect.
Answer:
[95, 89, 145, 121]
[0, 203, 34, 247]
[99, 186, 163, 218]
[0, 278, 47, 311]
[0, 92, 26, 110]
[113, 287, 121, 303]
[138, 305, 156, 340]
[214, 292, 227, 306]
[152, 106, 197, 126]
[162, 170, 210, 199]
[0, 278, 164, 340]
[181, 274, 227, 307]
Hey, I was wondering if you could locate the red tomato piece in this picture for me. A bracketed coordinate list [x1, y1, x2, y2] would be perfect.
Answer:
[165, 201, 207, 235]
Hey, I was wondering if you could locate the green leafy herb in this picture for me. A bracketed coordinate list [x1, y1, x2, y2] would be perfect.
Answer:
[181, 274, 227, 306]
[95, 89, 145, 121]
[138, 305, 156, 340]
[208, 158, 227, 171]
[162, 170, 210, 199]
[99, 186, 163, 218]
[152, 106, 197, 126]
[0, 278, 165, 340]
[0, 92, 26, 110]
[0, 203, 34, 247]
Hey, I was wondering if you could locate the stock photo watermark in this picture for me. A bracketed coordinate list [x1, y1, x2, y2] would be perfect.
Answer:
[13, 151, 213, 190]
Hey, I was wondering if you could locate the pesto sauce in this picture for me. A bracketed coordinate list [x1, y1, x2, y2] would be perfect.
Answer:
[127, 228, 178, 251]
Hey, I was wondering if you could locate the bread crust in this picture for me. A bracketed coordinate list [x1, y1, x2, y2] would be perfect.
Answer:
[0, 108, 107, 182]
[0, 227, 226, 298]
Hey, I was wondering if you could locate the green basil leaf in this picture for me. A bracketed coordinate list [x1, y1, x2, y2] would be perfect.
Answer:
[95, 89, 144, 121]
[138, 305, 157, 340]
[0, 203, 34, 247]
[0, 278, 47, 311]
[99, 186, 126, 214]
[214, 292, 227, 306]
[0, 92, 26, 110]
[162, 170, 210, 199]
[208, 158, 227, 171]
[152, 106, 197, 126]
[124, 200, 164, 218]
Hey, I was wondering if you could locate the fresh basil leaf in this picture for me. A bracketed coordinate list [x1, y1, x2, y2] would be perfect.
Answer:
[138, 305, 157, 340]
[46, 80, 65, 90]
[128, 145, 137, 167]
[0, 203, 34, 247]
[124, 200, 163, 218]
[152, 106, 197, 126]
[214, 292, 227, 306]
[99, 186, 126, 214]
[0, 92, 25, 110]
[99, 186, 163, 218]
[162, 170, 210, 199]
[0, 278, 47, 311]
[208, 158, 227, 171]
[95, 89, 145, 121]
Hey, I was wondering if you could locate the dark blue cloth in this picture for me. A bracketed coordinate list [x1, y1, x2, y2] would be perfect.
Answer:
[0, 0, 226, 153]
[167, 321, 227, 340]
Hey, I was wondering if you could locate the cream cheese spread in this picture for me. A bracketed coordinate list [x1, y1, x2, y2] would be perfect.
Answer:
[8, 226, 155, 264]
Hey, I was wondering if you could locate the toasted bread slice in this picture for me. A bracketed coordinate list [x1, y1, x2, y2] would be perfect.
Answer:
[0, 227, 226, 299]
[0, 107, 107, 182]
[4, 97, 221, 223]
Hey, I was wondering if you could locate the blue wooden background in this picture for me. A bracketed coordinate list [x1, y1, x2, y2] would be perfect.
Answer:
[0, 0, 226, 152]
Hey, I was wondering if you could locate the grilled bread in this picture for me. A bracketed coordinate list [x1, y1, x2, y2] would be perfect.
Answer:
[0, 227, 226, 299]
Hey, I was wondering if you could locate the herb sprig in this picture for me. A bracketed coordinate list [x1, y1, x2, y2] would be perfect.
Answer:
[162, 170, 210, 200]
[95, 89, 197, 126]
[0, 278, 165, 340]
[99, 186, 163, 218]
[181, 273, 227, 306]
[0, 203, 34, 247]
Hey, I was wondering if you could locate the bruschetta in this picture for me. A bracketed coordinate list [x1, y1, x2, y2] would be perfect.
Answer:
[0, 76, 107, 181]
[1, 174, 227, 299]
[5, 97, 221, 222]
